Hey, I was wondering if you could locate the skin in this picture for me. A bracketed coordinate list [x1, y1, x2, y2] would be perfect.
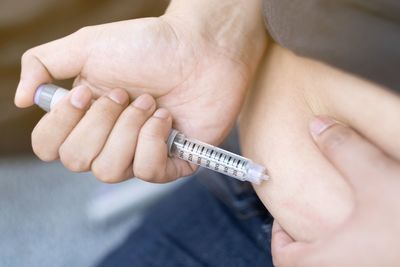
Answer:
[240, 44, 400, 242]
[14, 0, 400, 262]
[15, 0, 266, 183]
[272, 117, 400, 267]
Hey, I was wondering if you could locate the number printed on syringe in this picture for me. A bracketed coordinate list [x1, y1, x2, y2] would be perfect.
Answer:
[178, 145, 248, 180]
[168, 130, 267, 183]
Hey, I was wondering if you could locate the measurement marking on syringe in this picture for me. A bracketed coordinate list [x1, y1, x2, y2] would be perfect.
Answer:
[171, 137, 263, 181]
[214, 163, 219, 171]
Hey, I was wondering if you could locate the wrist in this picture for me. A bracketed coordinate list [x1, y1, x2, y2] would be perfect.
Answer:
[164, 0, 267, 70]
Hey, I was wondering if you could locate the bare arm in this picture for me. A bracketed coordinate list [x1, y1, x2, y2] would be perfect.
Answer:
[240, 44, 400, 242]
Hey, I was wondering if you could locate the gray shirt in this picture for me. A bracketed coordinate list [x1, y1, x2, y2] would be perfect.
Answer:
[263, 0, 400, 92]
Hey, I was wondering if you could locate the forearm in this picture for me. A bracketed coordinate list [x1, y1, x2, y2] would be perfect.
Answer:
[164, 0, 267, 70]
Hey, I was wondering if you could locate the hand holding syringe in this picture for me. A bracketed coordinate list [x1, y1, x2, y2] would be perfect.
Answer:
[15, 15, 266, 186]
[35, 84, 269, 184]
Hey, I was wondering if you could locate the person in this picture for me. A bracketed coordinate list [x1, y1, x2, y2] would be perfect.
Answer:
[14, 0, 400, 265]
[272, 117, 400, 267]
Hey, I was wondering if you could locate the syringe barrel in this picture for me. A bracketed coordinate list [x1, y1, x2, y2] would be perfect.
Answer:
[167, 129, 268, 184]
[34, 84, 269, 184]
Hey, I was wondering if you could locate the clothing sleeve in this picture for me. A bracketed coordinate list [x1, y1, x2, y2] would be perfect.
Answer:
[262, 0, 400, 92]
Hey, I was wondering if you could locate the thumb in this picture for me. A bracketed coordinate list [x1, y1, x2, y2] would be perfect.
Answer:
[15, 29, 89, 108]
[309, 116, 397, 199]
[271, 221, 314, 267]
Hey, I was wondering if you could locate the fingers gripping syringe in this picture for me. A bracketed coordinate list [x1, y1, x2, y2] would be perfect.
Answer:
[34, 84, 270, 184]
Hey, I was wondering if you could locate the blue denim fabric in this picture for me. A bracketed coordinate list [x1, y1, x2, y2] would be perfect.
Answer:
[97, 170, 274, 267]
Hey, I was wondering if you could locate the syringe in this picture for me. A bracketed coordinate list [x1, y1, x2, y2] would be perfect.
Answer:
[34, 84, 270, 184]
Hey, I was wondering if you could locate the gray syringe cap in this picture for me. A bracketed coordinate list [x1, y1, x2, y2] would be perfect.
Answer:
[167, 129, 180, 157]
[34, 84, 59, 112]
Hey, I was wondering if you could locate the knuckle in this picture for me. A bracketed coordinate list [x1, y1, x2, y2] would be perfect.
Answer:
[59, 145, 90, 172]
[72, 26, 95, 43]
[133, 164, 159, 182]
[90, 98, 121, 121]
[75, 26, 92, 35]
[31, 129, 58, 162]
[31, 143, 58, 162]
[91, 161, 124, 184]
[139, 124, 161, 141]
[120, 106, 151, 129]
[21, 48, 34, 62]
[50, 108, 82, 127]
[127, 104, 151, 118]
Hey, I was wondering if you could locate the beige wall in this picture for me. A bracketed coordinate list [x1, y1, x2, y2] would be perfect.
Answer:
[0, 0, 167, 155]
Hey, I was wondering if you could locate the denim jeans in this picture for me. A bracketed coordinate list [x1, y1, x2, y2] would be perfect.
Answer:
[97, 170, 274, 267]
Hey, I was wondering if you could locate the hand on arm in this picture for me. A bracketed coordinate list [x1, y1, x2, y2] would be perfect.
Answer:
[15, 0, 267, 182]
[272, 116, 400, 267]
[240, 44, 400, 242]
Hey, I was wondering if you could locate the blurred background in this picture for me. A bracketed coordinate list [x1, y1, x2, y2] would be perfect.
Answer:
[0, 1, 192, 266]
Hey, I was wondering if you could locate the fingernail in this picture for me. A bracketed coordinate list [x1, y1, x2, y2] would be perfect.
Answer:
[309, 116, 336, 138]
[107, 89, 128, 105]
[70, 86, 91, 109]
[153, 108, 169, 119]
[133, 94, 154, 110]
